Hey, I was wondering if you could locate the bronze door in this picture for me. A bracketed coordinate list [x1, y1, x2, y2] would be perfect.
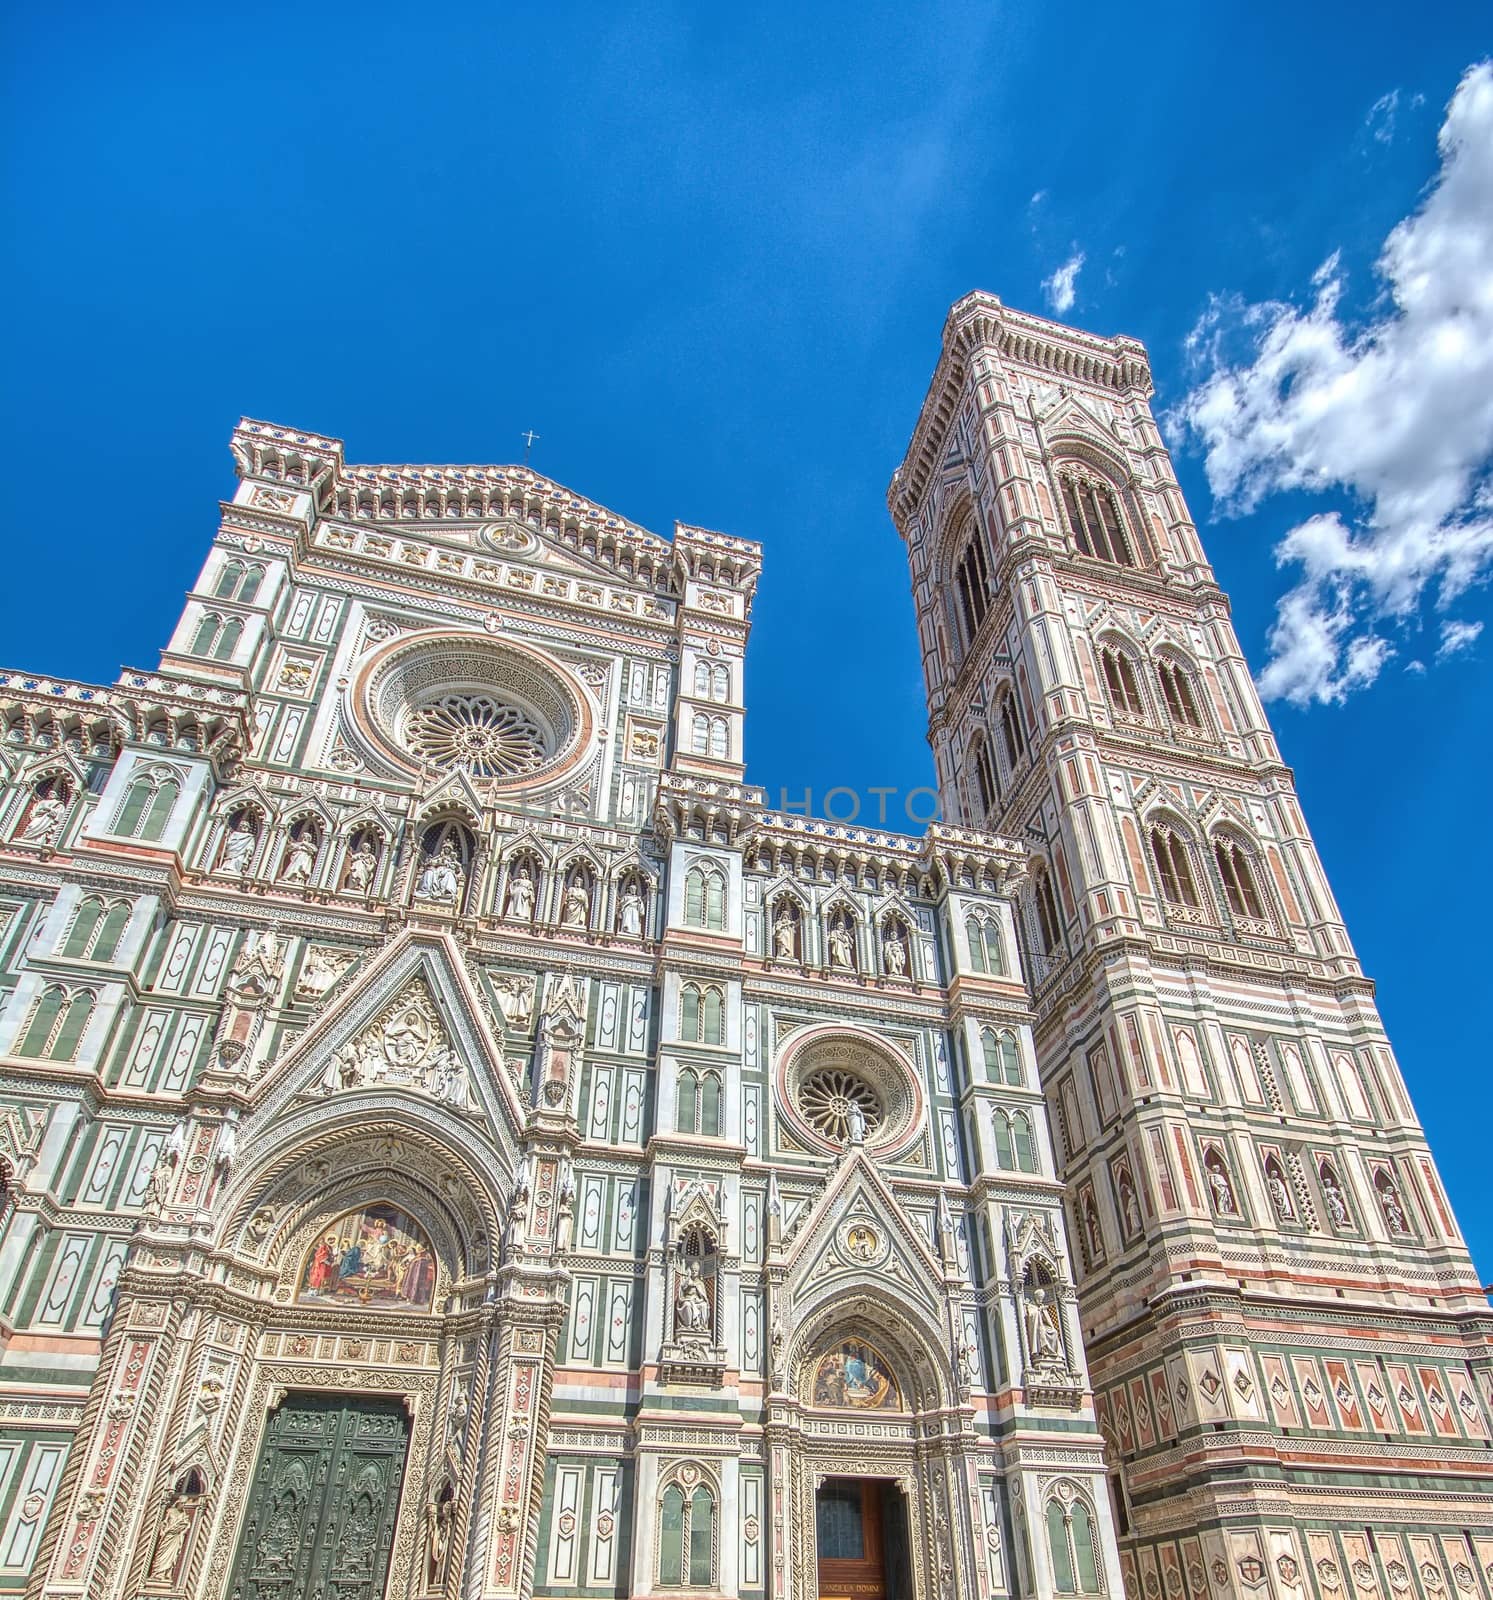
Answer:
[227, 1393, 410, 1600]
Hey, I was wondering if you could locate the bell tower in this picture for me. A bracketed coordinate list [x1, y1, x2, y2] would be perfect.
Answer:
[890, 293, 1493, 1598]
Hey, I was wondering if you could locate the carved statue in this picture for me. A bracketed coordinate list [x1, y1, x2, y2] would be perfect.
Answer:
[1267, 1171, 1293, 1221]
[416, 844, 463, 905]
[1119, 1173, 1141, 1236]
[845, 1097, 867, 1145]
[1379, 1182, 1409, 1235]
[772, 908, 798, 959]
[617, 883, 646, 937]
[345, 838, 378, 893]
[1084, 1199, 1103, 1261]
[1321, 1170, 1350, 1228]
[1206, 1161, 1236, 1215]
[147, 1149, 175, 1213]
[146, 1498, 192, 1583]
[20, 789, 66, 845]
[426, 1494, 454, 1579]
[882, 925, 908, 977]
[1024, 1283, 1064, 1367]
[561, 879, 590, 929]
[219, 816, 256, 877]
[675, 1261, 711, 1338]
[827, 917, 855, 970]
[504, 865, 536, 921]
[280, 832, 316, 885]
[213, 1121, 238, 1179]
[428, 1047, 471, 1110]
[555, 1177, 575, 1252]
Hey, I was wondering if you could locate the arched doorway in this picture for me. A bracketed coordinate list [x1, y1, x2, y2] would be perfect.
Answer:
[775, 1294, 979, 1600]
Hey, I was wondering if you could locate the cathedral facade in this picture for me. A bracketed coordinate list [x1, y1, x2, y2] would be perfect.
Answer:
[0, 293, 1484, 1600]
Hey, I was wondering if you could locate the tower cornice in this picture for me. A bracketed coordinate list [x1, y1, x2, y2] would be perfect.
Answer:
[887, 291, 1154, 530]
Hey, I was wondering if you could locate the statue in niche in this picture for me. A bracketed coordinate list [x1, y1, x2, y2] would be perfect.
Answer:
[1378, 1179, 1409, 1235]
[504, 865, 536, 921]
[555, 1176, 575, 1252]
[1023, 1280, 1064, 1367]
[675, 1260, 711, 1338]
[1320, 1167, 1351, 1228]
[772, 906, 799, 960]
[1118, 1171, 1141, 1236]
[218, 815, 256, 878]
[1205, 1156, 1237, 1215]
[1266, 1164, 1293, 1221]
[146, 1496, 193, 1584]
[344, 837, 378, 893]
[617, 881, 646, 937]
[280, 828, 317, 885]
[882, 923, 908, 977]
[561, 877, 590, 929]
[1084, 1196, 1104, 1262]
[20, 786, 67, 845]
[426, 1488, 455, 1582]
[416, 843, 463, 905]
[827, 915, 855, 970]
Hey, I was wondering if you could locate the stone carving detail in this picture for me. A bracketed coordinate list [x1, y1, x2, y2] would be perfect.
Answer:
[319, 980, 471, 1109]
[18, 781, 68, 846]
[296, 947, 355, 1003]
[218, 812, 258, 878]
[492, 974, 536, 1029]
[415, 841, 465, 906]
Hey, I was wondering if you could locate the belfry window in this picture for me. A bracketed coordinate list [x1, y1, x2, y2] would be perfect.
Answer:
[1157, 659, 1203, 730]
[1150, 826, 1200, 908]
[972, 735, 997, 815]
[1213, 837, 1264, 920]
[955, 527, 992, 644]
[1060, 473, 1135, 567]
[998, 692, 1027, 771]
[1099, 648, 1144, 718]
[1034, 871, 1062, 956]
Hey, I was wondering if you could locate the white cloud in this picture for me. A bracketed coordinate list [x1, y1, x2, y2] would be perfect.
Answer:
[1175, 60, 1493, 706]
[1366, 88, 1401, 144]
[1043, 251, 1084, 314]
[1438, 617, 1483, 656]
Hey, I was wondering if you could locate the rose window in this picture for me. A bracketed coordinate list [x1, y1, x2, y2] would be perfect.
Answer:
[798, 1067, 884, 1144]
[405, 693, 549, 778]
[349, 633, 594, 792]
[778, 1029, 924, 1157]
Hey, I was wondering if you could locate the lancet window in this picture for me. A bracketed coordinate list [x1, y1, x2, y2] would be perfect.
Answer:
[214, 561, 265, 603]
[1156, 657, 1204, 731]
[60, 897, 131, 962]
[1213, 836, 1265, 920]
[1149, 823, 1200, 909]
[1059, 470, 1135, 568]
[683, 863, 726, 930]
[114, 771, 180, 842]
[680, 983, 724, 1046]
[966, 912, 1005, 974]
[17, 985, 95, 1061]
[1099, 646, 1144, 719]
[658, 1475, 716, 1588]
[1046, 1490, 1103, 1594]
[954, 523, 992, 644]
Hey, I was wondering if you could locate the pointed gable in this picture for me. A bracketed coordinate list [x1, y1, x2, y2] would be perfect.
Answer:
[247, 928, 525, 1144]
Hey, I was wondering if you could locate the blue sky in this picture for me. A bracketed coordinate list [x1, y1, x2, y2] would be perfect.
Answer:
[4, 3, 1490, 1274]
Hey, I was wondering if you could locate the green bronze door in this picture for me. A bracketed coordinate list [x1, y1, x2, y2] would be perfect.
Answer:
[227, 1393, 411, 1600]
